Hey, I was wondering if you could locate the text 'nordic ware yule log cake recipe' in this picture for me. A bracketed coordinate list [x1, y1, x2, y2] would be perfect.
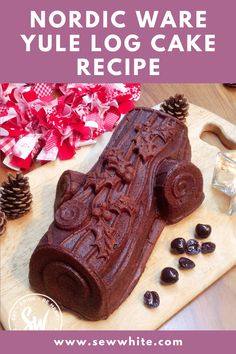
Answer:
[29, 107, 204, 320]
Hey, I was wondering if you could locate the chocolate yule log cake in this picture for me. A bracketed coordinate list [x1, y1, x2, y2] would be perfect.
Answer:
[29, 107, 204, 320]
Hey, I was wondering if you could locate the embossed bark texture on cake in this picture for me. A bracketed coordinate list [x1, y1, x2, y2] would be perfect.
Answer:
[29, 108, 204, 320]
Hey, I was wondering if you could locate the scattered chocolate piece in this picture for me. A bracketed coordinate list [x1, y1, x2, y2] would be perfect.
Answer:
[179, 257, 195, 269]
[195, 224, 212, 239]
[186, 239, 201, 255]
[161, 267, 179, 284]
[170, 238, 187, 254]
[201, 242, 216, 254]
[143, 291, 160, 308]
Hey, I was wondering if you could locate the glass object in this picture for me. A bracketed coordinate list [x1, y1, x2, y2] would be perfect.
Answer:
[229, 195, 236, 215]
[212, 152, 236, 215]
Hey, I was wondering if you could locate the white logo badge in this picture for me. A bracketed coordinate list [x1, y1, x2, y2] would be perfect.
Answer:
[8, 293, 63, 330]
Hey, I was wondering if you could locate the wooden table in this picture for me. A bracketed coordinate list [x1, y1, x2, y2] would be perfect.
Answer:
[0, 84, 236, 330]
[137, 84, 236, 330]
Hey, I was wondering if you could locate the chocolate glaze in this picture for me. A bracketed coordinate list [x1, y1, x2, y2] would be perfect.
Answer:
[29, 108, 204, 320]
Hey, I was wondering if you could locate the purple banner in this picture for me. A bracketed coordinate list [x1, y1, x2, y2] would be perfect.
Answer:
[0, 331, 236, 354]
[0, 0, 235, 82]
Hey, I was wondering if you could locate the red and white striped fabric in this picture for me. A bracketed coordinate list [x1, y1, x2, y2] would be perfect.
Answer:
[45, 133, 58, 152]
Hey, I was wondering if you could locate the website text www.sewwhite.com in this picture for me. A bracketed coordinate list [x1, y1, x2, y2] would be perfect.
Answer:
[53, 336, 183, 348]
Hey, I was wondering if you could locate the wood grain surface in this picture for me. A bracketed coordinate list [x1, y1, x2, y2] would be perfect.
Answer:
[138, 84, 236, 330]
[0, 84, 236, 330]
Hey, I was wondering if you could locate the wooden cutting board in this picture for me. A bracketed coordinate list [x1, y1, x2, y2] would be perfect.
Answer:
[1, 104, 236, 330]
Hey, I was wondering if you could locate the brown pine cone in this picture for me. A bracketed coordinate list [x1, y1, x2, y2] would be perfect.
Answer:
[223, 83, 236, 88]
[160, 94, 189, 122]
[0, 210, 7, 236]
[0, 172, 33, 219]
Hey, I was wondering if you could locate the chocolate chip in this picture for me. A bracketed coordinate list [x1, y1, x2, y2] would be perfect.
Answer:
[201, 242, 216, 254]
[186, 239, 201, 255]
[161, 267, 179, 284]
[143, 291, 160, 308]
[179, 257, 195, 269]
[170, 238, 187, 254]
[195, 224, 212, 239]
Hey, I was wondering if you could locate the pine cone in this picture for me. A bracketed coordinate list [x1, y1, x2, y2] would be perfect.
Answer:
[223, 83, 236, 88]
[0, 210, 7, 235]
[160, 94, 189, 122]
[0, 172, 33, 219]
